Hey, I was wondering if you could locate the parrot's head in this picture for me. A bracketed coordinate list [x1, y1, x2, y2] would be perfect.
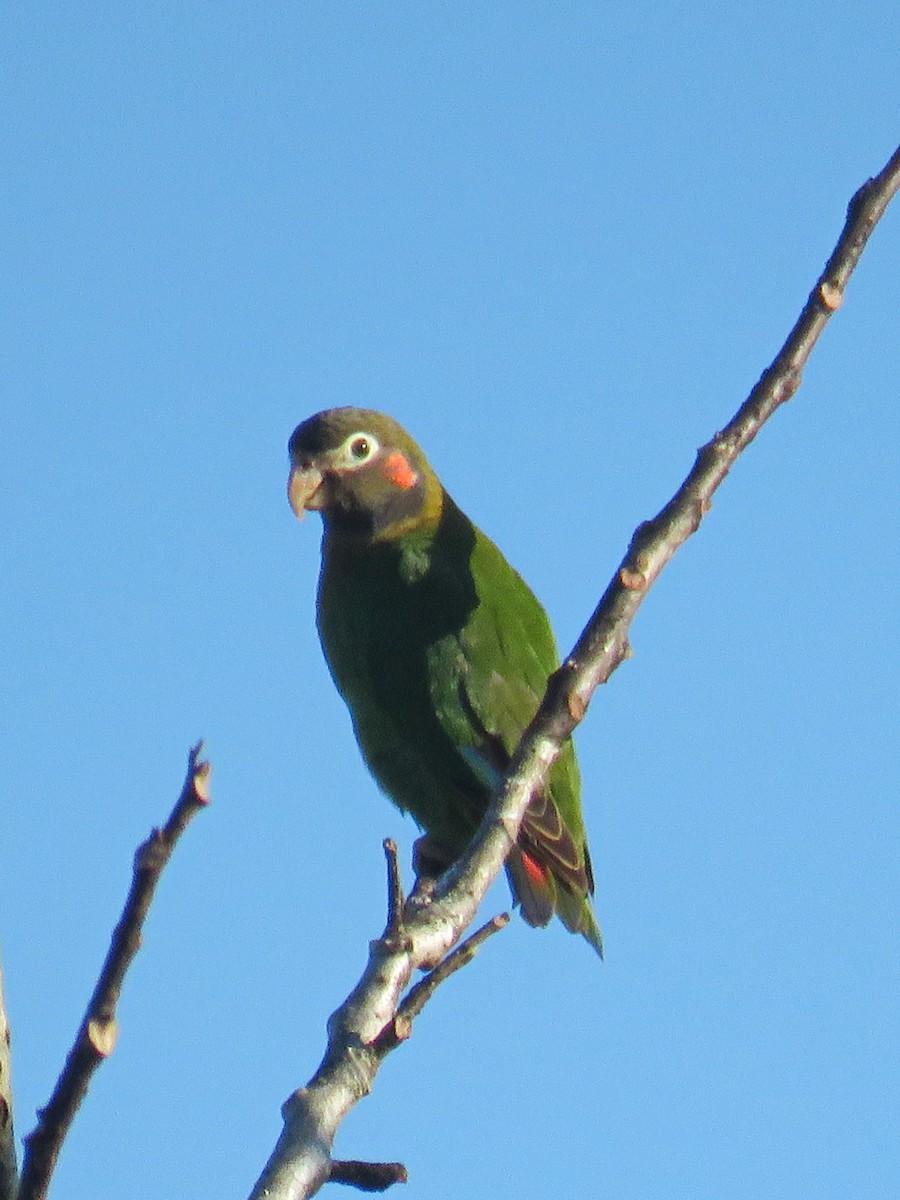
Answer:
[287, 407, 443, 540]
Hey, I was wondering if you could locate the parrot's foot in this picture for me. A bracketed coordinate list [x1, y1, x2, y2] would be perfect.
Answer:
[411, 833, 455, 885]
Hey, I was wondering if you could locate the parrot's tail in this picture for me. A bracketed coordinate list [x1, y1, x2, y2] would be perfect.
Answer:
[506, 847, 604, 958]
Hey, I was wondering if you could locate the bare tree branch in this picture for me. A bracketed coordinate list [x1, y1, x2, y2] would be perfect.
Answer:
[247, 144, 900, 1199]
[17, 744, 211, 1200]
[0, 956, 16, 1200]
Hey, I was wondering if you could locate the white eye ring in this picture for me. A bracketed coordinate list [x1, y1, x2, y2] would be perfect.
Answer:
[339, 431, 380, 467]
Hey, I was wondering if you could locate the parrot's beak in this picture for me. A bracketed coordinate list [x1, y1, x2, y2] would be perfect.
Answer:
[288, 464, 326, 519]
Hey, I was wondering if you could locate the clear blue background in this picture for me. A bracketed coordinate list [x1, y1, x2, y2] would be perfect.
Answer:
[2, 5, 898, 1198]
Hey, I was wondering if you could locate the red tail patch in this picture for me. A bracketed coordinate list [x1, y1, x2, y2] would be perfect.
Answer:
[520, 849, 548, 887]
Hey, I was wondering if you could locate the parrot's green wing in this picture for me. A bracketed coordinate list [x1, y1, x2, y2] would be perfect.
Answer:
[419, 501, 602, 953]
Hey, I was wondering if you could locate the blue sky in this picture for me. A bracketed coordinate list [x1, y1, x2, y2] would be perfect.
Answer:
[2, 5, 898, 1198]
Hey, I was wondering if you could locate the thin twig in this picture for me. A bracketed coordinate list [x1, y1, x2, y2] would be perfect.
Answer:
[17, 744, 210, 1200]
[381, 839, 404, 941]
[395, 913, 509, 1031]
[329, 1160, 408, 1191]
[371, 913, 510, 1056]
[247, 145, 900, 1200]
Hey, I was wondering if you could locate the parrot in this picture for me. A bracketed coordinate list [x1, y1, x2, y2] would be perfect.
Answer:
[287, 407, 602, 956]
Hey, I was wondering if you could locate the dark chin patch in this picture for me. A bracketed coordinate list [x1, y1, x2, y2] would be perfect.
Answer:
[326, 476, 426, 537]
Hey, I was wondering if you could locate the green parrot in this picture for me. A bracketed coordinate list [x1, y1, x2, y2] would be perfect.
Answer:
[288, 407, 602, 956]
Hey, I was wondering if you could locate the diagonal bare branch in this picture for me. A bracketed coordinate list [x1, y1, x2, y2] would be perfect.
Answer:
[247, 144, 900, 1199]
[17, 744, 210, 1200]
[434, 142, 900, 921]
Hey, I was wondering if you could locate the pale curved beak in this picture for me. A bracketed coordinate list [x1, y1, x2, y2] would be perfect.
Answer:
[287, 464, 325, 518]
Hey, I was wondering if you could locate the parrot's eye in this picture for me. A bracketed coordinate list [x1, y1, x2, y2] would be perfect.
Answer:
[340, 431, 380, 467]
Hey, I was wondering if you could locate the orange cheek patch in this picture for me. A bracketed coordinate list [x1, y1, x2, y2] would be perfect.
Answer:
[382, 450, 419, 489]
